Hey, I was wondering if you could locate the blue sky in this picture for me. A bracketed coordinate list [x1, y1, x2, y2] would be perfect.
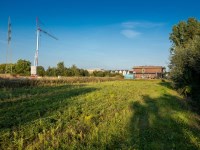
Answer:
[0, 0, 200, 70]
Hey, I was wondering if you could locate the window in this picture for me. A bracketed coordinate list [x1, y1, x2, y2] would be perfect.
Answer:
[142, 68, 145, 73]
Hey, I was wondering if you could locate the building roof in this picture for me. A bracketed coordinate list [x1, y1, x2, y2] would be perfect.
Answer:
[133, 66, 165, 69]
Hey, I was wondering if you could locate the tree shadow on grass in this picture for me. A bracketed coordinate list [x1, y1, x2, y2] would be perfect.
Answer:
[0, 84, 87, 101]
[129, 94, 200, 150]
[0, 84, 97, 131]
[158, 80, 200, 114]
[158, 80, 174, 90]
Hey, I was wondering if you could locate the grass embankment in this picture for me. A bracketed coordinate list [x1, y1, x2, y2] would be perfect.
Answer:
[0, 80, 200, 149]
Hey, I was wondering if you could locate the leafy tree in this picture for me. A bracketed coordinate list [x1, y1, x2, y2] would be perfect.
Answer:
[44, 62, 90, 77]
[93, 71, 105, 77]
[15, 59, 31, 76]
[0, 64, 6, 74]
[46, 66, 56, 76]
[57, 62, 65, 76]
[64, 68, 73, 76]
[169, 18, 200, 101]
[37, 66, 45, 76]
[0, 63, 16, 74]
[70, 65, 80, 76]
[79, 69, 89, 76]
[92, 70, 121, 77]
[170, 18, 200, 50]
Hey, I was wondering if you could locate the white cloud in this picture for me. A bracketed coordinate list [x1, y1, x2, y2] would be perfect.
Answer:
[120, 29, 141, 38]
[120, 21, 164, 38]
[122, 22, 140, 28]
[122, 21, 164, 29]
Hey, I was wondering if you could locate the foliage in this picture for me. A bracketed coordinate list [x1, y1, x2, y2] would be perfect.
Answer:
[169, 18, 200, 103]
[0, 60, 30, 76]
[15, 59, 31, 76]
[46, 63, 89, 77]
[92, 71, 122, 77]
[46, 66, 57, 76]
[0, 64, 6, 74]
[37, 66, 45, 77]
[0, 80, 200, 149]
[0, 63, 16, 74]
[56, 62, 65, 76]
[70, 64, 80, 76]
[0, 60, 120, 78]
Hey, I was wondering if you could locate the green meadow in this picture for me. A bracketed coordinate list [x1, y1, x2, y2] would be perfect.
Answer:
[0, 80, 200, 149]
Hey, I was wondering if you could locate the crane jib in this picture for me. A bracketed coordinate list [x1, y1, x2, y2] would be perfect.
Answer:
[38, 28, 58, 40]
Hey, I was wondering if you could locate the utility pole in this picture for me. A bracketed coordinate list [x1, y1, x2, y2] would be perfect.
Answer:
[6, 16, 12, 74]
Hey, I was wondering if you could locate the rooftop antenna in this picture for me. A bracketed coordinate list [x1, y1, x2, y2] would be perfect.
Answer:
[31, 17, 58, 76]
[6, 16, 12, 74]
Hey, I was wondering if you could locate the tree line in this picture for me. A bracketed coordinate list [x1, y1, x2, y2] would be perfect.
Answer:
[0, 60, 121, 77]
[0, 59, 31, 76]
[169, 18, 200, 110]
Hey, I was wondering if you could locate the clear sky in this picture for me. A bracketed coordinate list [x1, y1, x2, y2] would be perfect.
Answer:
[0, 0, 200, 70]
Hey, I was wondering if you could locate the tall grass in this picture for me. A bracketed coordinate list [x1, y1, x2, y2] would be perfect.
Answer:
[0, 77, 121, 88]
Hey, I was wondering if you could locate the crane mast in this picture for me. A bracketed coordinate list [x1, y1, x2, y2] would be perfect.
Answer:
[31, 17, 57, 76]
[34, 25, 39, 67]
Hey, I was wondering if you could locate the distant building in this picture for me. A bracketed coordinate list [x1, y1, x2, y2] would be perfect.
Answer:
[87, 68, 105, 74]
[112, 70, 133, 76]
[124, 74, 134, 79]
[133, 66, 165, 79]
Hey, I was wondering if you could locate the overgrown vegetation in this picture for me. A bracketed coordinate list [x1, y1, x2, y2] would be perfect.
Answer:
[0, 61, 120, 77]
[0, 77, 121, 88]
[45, 63, 90, 77]
[0, 59, 31, 76]
[169, 18, 200, 110]
[0, 80, 199, 149]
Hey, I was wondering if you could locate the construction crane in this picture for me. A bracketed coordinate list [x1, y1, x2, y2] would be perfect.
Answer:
[31, 17, 58, 76]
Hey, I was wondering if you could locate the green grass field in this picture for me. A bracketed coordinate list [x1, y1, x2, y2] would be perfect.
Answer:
[0, 80, 200, 149]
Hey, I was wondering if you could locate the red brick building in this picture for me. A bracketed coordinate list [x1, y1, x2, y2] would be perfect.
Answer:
[133, 66, 165, 79]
